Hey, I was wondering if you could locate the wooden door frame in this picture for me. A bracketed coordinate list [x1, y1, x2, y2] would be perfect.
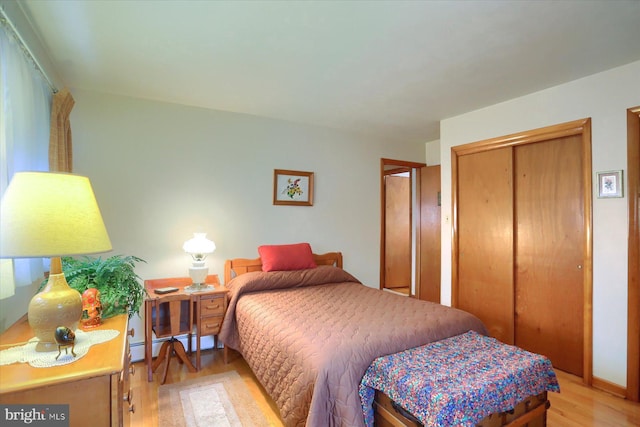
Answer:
[627, 106, 640, 402]
[451, 118, 593, 384]
[380, 158, 426, 291]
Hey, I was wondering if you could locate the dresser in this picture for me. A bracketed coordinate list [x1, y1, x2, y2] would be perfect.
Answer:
[0, 314, 134, 426]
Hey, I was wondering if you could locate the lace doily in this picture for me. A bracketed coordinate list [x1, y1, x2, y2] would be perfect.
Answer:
[0, 329, 120, 368]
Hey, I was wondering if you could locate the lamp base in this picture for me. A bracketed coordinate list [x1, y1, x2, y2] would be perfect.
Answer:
[34, 341, 59, 352]
[184, 283, 214, 293]
[28, 272, 82, 352]
[189, 263, 208, 284]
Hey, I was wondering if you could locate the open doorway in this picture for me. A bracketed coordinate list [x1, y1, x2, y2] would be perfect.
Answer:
[380, 158, 426, 295]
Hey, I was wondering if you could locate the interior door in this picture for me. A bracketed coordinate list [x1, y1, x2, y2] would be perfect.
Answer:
[384, 174, 411, 290]
[418, 165, 441, 303]
[380, 158, 426, 293]
[514, 136, 584, 376]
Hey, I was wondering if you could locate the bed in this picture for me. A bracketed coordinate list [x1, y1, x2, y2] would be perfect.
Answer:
[219, 248, 493, 426]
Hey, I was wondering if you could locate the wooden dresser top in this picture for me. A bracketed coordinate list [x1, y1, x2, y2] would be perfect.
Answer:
[0, 314, 128, 394]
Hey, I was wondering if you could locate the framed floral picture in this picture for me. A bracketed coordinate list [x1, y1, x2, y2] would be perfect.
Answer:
[597, 170, 624, 198]
[273, 169, 314, 206]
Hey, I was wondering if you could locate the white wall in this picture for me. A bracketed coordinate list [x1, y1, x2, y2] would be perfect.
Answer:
[439, 60, 640, 387]
[69, 90, 425, 350]
[425, 139, 440, 166]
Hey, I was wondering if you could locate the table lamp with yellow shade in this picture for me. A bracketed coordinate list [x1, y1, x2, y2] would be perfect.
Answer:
[0, 172, 112, 351]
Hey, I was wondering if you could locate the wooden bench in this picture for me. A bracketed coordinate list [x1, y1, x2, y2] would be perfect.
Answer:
[360, 331, 559, 427]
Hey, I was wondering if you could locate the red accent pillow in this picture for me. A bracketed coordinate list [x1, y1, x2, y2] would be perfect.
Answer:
[258, 243, 317, 272]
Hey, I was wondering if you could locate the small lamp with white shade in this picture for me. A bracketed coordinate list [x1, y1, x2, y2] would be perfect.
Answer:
[182, 232, 216, 291]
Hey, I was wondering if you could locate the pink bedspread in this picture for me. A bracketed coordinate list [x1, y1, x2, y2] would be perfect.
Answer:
[219, 266, 488, 427]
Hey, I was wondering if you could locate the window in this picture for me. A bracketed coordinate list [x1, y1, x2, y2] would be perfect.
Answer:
[0, 17, 53, 297]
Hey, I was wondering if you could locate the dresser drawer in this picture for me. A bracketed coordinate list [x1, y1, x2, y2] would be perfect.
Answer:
[200, 316, 224, 334]
[200, 295, 225, 316]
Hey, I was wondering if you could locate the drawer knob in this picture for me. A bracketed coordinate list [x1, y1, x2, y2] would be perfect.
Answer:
[206, 323, 221, 329]
[206, 304, 221, 310]
[129, 364, 136, 376]
[128, 328, 135, 338]
[129, 403, 136, 413]
[124, 388, 133, 404]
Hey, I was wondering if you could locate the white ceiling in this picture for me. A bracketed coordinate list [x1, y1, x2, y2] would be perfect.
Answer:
[17, 0, 640, 143]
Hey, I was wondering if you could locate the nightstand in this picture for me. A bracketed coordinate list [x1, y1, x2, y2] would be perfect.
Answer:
[144, 275, 228, 379]
[194, 285, 228, 370]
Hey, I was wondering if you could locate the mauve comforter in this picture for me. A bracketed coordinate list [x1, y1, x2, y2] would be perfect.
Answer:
[218, 266, 487, 427]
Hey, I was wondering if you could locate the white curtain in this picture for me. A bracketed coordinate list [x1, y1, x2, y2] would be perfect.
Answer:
[0, 21, 52, 298]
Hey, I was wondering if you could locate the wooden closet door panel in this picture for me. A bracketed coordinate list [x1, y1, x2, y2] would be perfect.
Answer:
[419, 165, 441, 303]
[515, 136, 584, 376]
[385, 175, 411, 288]
[457, 148, 514, 344]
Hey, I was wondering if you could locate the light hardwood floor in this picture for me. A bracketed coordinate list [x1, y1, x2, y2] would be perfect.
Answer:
[131, 349, 640, 426]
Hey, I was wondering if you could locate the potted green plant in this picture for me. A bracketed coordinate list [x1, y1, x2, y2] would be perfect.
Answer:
[39, 255, 147, 319]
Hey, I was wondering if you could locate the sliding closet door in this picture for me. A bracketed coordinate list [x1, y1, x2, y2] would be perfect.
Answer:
[514, 136, 584, 376]
[457, 148, 514, 344]
[453, 119, 592, 381]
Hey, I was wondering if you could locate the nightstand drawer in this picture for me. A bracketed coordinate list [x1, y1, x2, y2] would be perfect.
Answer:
[200, 295, 225, 316]
[200, 316, 223, 334]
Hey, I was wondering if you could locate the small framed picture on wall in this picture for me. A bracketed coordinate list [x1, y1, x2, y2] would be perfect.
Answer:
[596, 170, 624, 198]
[273, 169, 314, 206]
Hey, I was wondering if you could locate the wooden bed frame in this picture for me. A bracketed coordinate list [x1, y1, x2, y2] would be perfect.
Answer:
[223, 251, 343, 283]
[222, 251, 344, 365]
[221, 251, 550, 427]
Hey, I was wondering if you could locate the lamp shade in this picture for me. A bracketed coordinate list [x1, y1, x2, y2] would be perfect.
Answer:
[0, 172, 112, 351]
[182, 233, 216, 259]
[0, 172, 112, 257]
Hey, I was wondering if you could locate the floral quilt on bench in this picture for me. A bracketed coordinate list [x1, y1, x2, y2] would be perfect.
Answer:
[359, 330, 560, 427]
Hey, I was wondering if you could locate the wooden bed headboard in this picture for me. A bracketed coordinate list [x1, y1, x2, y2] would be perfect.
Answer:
[223, 251, 343, 284]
